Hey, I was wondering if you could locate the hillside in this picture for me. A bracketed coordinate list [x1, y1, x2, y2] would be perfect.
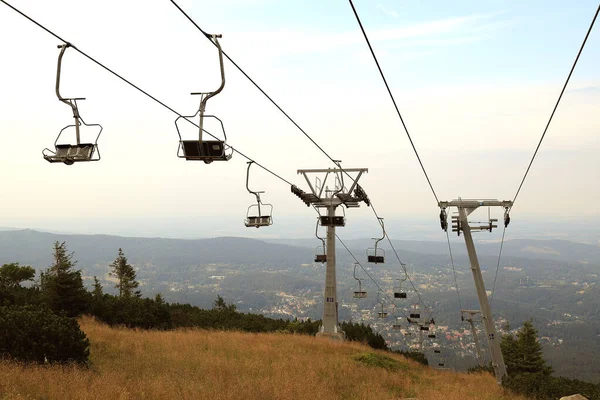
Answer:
[0, 316, 524, 400]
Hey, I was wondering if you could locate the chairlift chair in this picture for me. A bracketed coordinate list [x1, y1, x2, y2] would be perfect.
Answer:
[420, 326, 429, 331]
[377, 292, 388, 318]
[244, 162, 273, 228]
[428, 333, 436, 338]
[394, 272, 408, 299]
[352, 263, 367, 299]
[175, 34, 232, 163]
[367, 217, 386, 264]
[314, 219, 327, 263]
[434, 349, 441, 354]
[43, 43, 102, 165]
[392, 317, 402, 330]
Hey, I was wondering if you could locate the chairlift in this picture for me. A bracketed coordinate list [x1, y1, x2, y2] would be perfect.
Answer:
[394, 271, 408, 299]
[352, 263, 367, 299]
[420, 326, 430, 331]
[43, 43, 102, 165]
[314, 219, 327, 263]
[409, 304, 421, 320]
[367, 218, 386, 264]
[434, 349, 441, 354]
[175, 34, 232, 163]
[319, 206, 346, 227]
[392, 317, 402, 330]
[244, 161, 273, 228]
[377, 292, 388, 318]
[428, 333, 436, 339]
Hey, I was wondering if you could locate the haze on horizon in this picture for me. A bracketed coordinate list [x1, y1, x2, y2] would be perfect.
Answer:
[1, 0, 598, 241]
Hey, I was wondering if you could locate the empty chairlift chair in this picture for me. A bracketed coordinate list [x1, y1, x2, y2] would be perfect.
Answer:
[367, 218, 386, 264]
[175, 34, 232, 163]
[394, 273, 408, 299]
[244, 161, 273, 228]
[377, 292, 388, 318]
[314, 219, 327, 263]
[43, 43, 102, 165]
[352, 263, 367, 299]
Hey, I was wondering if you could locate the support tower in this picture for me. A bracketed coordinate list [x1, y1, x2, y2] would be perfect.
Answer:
[294, 166, 369, 340]
[439, 198, 512, 384]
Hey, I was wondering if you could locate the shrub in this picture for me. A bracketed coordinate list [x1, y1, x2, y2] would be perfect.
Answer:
[0, 304, 89, 364]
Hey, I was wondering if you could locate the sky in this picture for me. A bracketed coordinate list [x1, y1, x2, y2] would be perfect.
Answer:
[0, 0, 598, 240]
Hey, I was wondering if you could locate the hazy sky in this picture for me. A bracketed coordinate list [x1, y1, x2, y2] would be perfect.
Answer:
[0, 0, 598, 239]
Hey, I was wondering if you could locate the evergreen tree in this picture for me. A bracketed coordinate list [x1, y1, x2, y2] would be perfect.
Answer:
[92, 276, 104, 299]
[213, 294, 236, 312]
[40, 241, 89, 317]
[515, 320, 552, 375]
[109, 248, 140, 298]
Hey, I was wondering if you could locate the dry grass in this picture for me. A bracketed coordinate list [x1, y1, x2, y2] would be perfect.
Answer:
[0, 316, 525, 400]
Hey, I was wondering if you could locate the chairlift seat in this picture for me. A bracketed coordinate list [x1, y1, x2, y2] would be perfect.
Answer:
[420, 326, 429, 331]
[180, 140, 231, 162]
[410, 313, 421, 319]
[44, 143, 96, 165]
[392, 324, 402, 330]
[377, 312, 388, 318]
[245, 216, 272, 228]
[394, 292, 407, 299]
[367, 255, 385, 264]
[434, 349, 441, 354]
[315, 254, 327, 263]
[438, 363, 445, 366]
[319, 216, 345, 227]
[353, 291, 367, 299]
[428, 334, 436, 338]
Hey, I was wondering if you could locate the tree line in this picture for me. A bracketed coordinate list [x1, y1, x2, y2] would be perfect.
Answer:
[0, 241, 389, 365]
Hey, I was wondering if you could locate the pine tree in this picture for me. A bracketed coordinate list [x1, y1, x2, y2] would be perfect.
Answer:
[515, 320, 552, 375]
[40, 241, 89, 317]
[501, 319, 552, 376]
[109, 248, 140, 298]
[92, 276, 103, 299]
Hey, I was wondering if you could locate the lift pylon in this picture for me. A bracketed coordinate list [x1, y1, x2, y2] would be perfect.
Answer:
[462, 309, 485, 367]
[439, 198, 512, 384]
[294, 165, 369, 341]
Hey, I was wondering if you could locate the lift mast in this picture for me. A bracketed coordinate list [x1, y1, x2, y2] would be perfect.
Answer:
[462, 309, 485, 367]
[439, 198, 512, 384]
[295, 166, 368, 341]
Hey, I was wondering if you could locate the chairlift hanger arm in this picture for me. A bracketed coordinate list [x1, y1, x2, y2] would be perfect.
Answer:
[196, 34, 225, 111]
[246, 161, 264, 200]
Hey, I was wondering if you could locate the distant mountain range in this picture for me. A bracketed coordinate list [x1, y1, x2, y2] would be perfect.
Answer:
[1, 228, 598, 271]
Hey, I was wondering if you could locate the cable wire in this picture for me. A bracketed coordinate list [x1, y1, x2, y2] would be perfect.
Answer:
[347, 0, 439, 205]
[0, 0, 295, 187]
[512, 3, 600, 207]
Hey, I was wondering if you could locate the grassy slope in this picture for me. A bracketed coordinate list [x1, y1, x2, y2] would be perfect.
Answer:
[0, 317, 524, 400]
